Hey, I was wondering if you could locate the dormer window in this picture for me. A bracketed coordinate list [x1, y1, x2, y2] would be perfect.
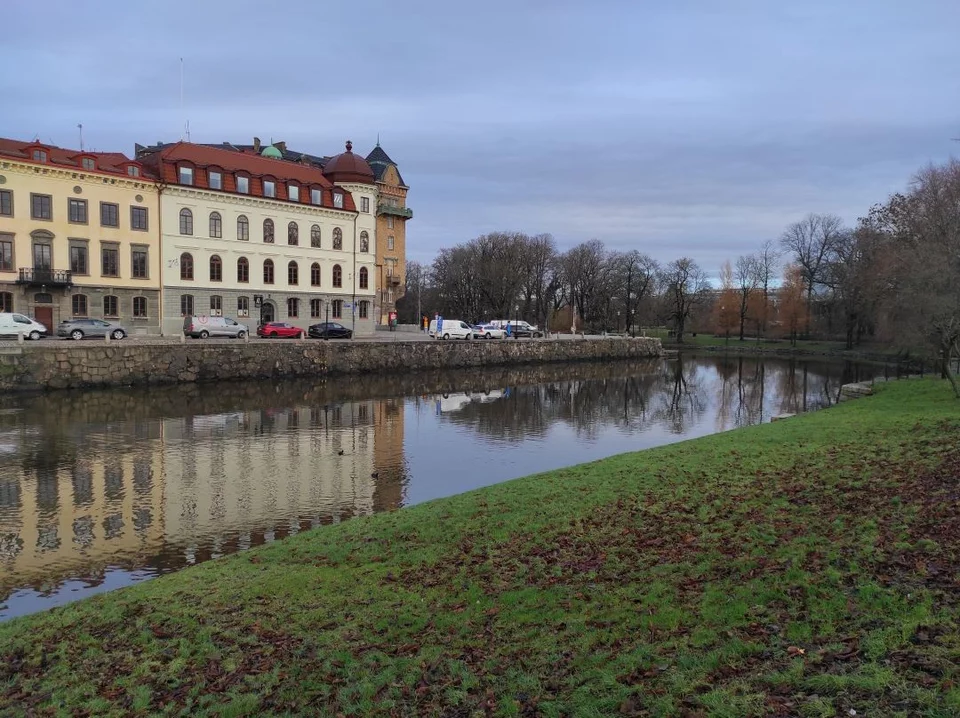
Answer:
[33, 149, 48, 162]
[179, 166, 194, 185]
[263, 180, 276, 198]
[333, 192, 344, 209]
[127, 165, 140, 177]
[209, 170, 222, 190]
[311, 188, 322, 205]
[237, 175, 249, 194]
[81, 157, 96, 171]
[288, 184, 299, 202]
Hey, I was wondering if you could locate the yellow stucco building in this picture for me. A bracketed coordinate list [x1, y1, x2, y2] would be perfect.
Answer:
[365, 144, 412, 324]
[0, 138, 161, 333]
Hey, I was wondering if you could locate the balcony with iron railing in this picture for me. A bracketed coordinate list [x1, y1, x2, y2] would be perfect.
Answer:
[377, 203, 413, 219]
[16, 268, 74, 287]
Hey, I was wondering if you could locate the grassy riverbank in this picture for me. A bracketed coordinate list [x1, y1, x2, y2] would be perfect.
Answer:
[3, 380, 959, 716]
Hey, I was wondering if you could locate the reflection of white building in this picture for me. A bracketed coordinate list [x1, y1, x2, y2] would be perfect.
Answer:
[433, 390, 507, 414]
[160, 403, 377, 547]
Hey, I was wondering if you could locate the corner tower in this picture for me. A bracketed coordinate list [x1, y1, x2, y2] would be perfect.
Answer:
[365, 142, 411, 325]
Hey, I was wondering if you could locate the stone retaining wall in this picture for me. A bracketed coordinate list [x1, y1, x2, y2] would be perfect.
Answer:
[0, 337, 663, 393]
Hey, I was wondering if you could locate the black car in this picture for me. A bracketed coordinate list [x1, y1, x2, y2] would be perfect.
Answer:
[308, 322, 353, 339]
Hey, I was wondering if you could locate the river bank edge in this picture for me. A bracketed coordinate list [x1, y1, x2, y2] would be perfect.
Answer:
[2, 378, 958, 715]
[0, 336, 663, 394]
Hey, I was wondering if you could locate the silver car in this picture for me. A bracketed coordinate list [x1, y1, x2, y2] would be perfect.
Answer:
[57, 318, 128, 341]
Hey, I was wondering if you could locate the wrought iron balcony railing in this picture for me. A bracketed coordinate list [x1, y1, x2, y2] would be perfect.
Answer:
[16, 268, 74, 287]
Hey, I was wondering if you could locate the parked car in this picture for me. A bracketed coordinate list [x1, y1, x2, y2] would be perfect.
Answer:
[257, 322, 303, 339]
[0, 312, 46, 340]
[428, 319, 473, 340]
[57, 318, 127, 341]
[183, 315, 249, 339]
[503, 321, 543, 338]
[308, 322, 353, 339]
[472, 323, 506, 339]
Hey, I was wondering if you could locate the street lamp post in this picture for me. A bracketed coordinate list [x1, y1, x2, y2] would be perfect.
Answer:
[617, 310, 621, 334]
[514, 304, 520, 340]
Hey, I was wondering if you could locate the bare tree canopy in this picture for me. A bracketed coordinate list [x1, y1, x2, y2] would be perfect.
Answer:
[660, 257, 710, 343]
[780, 213, 844, 310]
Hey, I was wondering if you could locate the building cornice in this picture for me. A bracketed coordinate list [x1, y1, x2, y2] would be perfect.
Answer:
[164, 186, 358, 221]
[0, 158, 157, 192]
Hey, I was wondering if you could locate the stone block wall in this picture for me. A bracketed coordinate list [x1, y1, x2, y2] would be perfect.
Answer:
[0, 337, 663, 393]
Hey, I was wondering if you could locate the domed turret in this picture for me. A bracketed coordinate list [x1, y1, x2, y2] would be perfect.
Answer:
[261, 144, 283, 160]
[322, 140, 374, 184]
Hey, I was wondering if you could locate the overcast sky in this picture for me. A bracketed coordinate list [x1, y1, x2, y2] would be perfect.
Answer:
[2, 1, 958, 273]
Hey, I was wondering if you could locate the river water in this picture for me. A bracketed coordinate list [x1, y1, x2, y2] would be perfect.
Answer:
[0, 354, 888, 620]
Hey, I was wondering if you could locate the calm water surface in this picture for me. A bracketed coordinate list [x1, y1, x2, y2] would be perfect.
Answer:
[0, 355, 886, 620]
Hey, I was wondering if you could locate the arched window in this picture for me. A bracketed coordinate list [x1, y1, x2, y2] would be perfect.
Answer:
[332, 264, 342, 288]
[332, 228, 343, 251]
[237, 215, 249, 241]
[288, 261, 299, 285]
[179, 208, 193, 235]
[359, 300, 369, 319]
[263, 219, 274, 243]
[180, 252, 194, 280]
[263, 259, 274, 284]
[209, 211, 222, 238]
[71, 294, 88, 316]
[103, 295, 118, 317]
[209, 255, 222, 282]
[359, 231, 369, 253]
[310, 224, 321, 248]
[288, 222, 299, 246]
[359, 266, 369, 289]
[287, 298, 299, 318]
[310, 262, 321, 287]
[237, 256, 249, 283]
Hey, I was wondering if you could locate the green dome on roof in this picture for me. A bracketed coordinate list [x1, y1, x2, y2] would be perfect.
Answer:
[261, 145, 282, 159]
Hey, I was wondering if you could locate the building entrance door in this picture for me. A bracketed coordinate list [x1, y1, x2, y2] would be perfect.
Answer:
[34, 306, 53, 330]
[261, 301, 275, 323]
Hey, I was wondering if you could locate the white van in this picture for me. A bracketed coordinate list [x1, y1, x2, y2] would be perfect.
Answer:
[428, 318, 473, 340]
[183, 315, 249, 339]
[0, 312, 47, 340]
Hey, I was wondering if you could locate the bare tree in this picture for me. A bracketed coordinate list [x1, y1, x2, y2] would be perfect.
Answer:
[734, 253, 760, 341]
[753, 239, 780, 336]
[780, 213, 844, 319]
[660, 257, 710, 343]
[562, 240, 607, 331]
[519, 233, 560, 329]
[608, 250, 659, 335]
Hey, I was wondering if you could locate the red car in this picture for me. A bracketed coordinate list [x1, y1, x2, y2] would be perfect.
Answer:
[257, 322, 304, 339]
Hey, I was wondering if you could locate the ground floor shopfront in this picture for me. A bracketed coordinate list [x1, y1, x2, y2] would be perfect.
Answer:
[0, 282, 162, 335]
[160, 287, 376, 337]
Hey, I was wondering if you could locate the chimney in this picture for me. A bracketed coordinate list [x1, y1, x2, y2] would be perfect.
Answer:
[253, 137, 261, 152]
[275, 141, 286, 153]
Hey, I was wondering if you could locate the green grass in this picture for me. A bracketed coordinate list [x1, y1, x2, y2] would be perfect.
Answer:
[2, 379, 959, 716]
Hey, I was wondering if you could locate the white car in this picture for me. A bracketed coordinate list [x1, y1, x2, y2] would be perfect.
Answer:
[472, 323, 506, 339]
[0, 312, 46, 340]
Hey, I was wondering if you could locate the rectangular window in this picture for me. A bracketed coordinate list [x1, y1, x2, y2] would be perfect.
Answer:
[359, 301, 369, 319]
[361, 197, 369, 213]
[70, 243, 89, 274]
[100, 202, 119, 227]
[237, 296, 249, 317]
[387, 216, 394, 229]
[311, 188, 322, 205]
[131, 206, 148, 231]
[33, 243, 52, 270]
[82, 157, 96, 171]
[180, 294, 194, 316]
[103, 295, 118, 317]
[289, 185, 299, 202]
[31, 193, 52, 219]
[387, 236, 395, 250]
[0, 190, 11, 216]
[132, 248, 148, 278]
[210, 295, 222, 316]
[68, 199, 87, 224]
[0, 236, 13, 271]
[263, 180, 275, 198]
[333, 193, 344, 209]
[33, 149, 47, 162]
[72, 294, 88, 316]
[179, 167, 193, 185]
[208, 171, 222, 190]
[127, 166, 140, 177]
[237, 176, 249, 194]
[332, 299, 342, 319]
[133, 296, 147, 317]
[310, 298, 321, 318]
[101, 245, 119, 277]
[287, 297, 299, 318]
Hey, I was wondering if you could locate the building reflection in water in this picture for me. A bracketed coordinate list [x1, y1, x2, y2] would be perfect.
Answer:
[0, 355, 886, 618]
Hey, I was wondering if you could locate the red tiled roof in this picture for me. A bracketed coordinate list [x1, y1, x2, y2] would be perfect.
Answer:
[150, 142, 335, 189]
[0, 137, 155, 179]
